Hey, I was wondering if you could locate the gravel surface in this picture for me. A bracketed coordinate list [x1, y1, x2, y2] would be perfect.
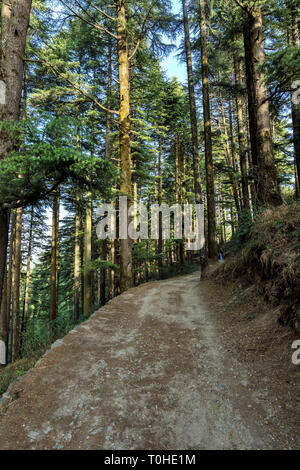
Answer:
[0, 273, 298, 449]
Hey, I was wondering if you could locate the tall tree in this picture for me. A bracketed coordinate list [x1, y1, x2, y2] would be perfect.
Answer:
[182, 0, 202, 206]
[237, 0, 283, 207]
[11, 207, 22, 361]
[50, 190, 60, 333]
[0, 0, 32, 311]
[199, 0, 218, 259]
[288, 0, 300, 196]
[73, 187, 81, 322]
[21, 206, 34, 346]
[233, 44, 250, 211]
[83, 186, 92, 315]
[116, 0, 133, 292]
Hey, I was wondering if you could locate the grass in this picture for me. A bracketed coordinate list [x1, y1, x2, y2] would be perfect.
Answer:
[0, 356, 40, 396]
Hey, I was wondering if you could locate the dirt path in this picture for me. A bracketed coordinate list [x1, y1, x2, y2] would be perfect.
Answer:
[0, 273, 298, 449]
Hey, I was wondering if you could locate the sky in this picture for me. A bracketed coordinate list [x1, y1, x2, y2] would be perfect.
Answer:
[161, 0, 187, 84]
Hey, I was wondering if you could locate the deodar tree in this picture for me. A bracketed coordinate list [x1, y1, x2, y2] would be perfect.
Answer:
[0, 0, 33, 361]
[235, 0, 283, 207]
[58, 0, 173, 293]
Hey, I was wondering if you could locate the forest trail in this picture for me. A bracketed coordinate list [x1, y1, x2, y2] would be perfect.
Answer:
[0, 273, 298, 450]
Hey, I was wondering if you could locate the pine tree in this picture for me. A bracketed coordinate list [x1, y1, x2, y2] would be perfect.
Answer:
[0, 0, 33, 315]
[199, 0, 218, 258]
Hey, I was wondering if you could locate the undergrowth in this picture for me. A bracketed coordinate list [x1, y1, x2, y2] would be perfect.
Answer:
[214, 202, 300, 331]
[0, 355, 41, 396]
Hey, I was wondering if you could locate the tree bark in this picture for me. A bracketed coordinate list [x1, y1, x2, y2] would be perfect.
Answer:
[234, 52, 250, 211]
[83, 188, 92, 316]
[5, 211, 16, 362]
[180, 141, 187, 266]
[175, 134, 182, 271]
[182, 0, 202, 205]
[101, 41, 113, 305]
[0, 0, 32, 309]
[200, 0, 218, 259]
[74, 187, 81, 322]
[0, 210, 9, 316]
[105, 40, 112, 163]
[50, 190, 60, 333]
[157, 135, 163, 280]
[175, 134, 180, 205]
[229, 100, 244, 207]
[0, 272, 8, 364]
[243, 6, 282, 207]
[116, 0, 133, 292]
[289, 0, 300, 196]
[218, 97, 241, 214]
[11, 207, 22, 362]
[21, 206, 33, 350]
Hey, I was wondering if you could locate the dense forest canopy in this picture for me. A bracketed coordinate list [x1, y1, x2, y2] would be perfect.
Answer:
[0, 0, 299, 366]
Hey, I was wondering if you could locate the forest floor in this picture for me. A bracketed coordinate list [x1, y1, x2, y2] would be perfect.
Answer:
[0, 271, 299, 450]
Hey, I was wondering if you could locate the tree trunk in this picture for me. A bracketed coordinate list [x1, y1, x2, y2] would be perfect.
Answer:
[101, 41, 113, 305]
[230, 202, 236, 235]
[0, 272, 8, 364]
[0, 0, 32, 309]
[180, 141, 187, 266]
[11, 208, 22, 362]
[217, 188, 224, 245]
[229, 99, 244, 207]
[83, 189, 92, 316]
[116, 0, 133, 292]
[200, 0, 218, 259]
[218, 97, 241, 214]
[4, 212, 16, 362]
[157, 136, 163, 280]
[182, 0, 202, 205]
[74, 60, 83, 322]
[243, 7, 282, 207]
[234, 52, 250, 211]
[74, 187, 81, 322]
[108, 242, 115, 299]
[0, 210, 9, 317]
[175, 134, 182, 271]
[105, 40, 112, 163]
[181, 142, 187, 204]
[20, 205, 34, 352]
[83, 56, 96, 317]
[50, 190, 60, 333]
[289, 0, 300, 196]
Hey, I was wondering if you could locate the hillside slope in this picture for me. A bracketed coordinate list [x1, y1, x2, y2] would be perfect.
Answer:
[214, 203, 300, 332]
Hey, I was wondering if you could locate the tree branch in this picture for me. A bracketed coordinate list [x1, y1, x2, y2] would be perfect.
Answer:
[3, 178, 65, 210]
[85, 0, 117, 21]
[129, 1, 157, 61]
[28, 55, 119, 115]
[234, 0, 251, 15]
[60, 0, 119, 40]
[261, 72, 300, 105]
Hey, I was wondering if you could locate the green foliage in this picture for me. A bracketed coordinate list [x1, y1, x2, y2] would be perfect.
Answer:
[0, 357, 39, 396]
[228, 211, 255, 251]
[0, 118, 117, 210]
